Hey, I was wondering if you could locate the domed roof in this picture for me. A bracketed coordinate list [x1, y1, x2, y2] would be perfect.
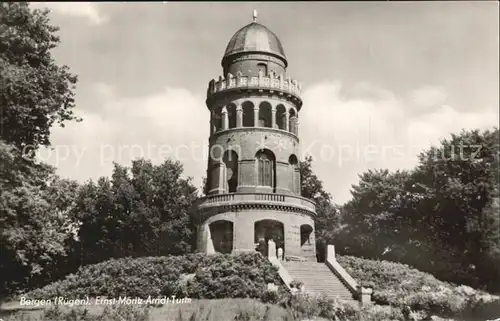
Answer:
[223, 22, 287, 61]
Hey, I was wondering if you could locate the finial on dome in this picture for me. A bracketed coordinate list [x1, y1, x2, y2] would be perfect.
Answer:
[253, 10, 257, 22]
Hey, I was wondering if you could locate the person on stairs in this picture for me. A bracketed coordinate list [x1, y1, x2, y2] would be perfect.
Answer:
[256, 237, 267, 257]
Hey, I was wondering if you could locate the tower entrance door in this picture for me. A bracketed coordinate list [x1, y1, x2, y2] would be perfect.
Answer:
[254, 220, 284, 258]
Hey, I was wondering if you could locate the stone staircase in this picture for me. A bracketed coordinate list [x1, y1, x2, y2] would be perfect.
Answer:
[282, 261, 356, 302]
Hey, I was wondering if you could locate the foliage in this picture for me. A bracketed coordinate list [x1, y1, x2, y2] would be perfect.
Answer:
[72, 159, 198, 266]
[299, 156, 344, 261]
[24, 253, 282, 301]
[339, 128, 500, 292]
[0, 142, 80, 297]
[0, 2, 80, 151]
[0, 2, 82, 298]
[184, 253, 281, 300]
[337, 254, 500, 319]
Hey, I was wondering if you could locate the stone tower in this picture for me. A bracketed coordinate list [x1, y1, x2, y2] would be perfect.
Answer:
[196, 12, 317, 261]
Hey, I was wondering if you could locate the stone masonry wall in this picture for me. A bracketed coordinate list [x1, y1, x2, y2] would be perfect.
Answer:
[207, 127, 301, 195]
[198, 208, 316, 260]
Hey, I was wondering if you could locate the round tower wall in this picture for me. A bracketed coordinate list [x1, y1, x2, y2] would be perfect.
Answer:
[207, 127, 300, 195]
[223, 53, 286, 78]
[197, 208, 316, 260]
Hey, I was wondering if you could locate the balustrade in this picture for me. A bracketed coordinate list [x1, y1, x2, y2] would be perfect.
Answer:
[207, 73, 302, 97]
[200, 192, 316, 213]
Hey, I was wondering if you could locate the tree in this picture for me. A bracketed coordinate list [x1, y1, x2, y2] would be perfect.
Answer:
[73, 159, 198, 266]
[0, 2, 80, 152]
[341, 169, 417, 260]
[0, 3, 81, 297]
[299, 156, 343, 261]
[201, 176, 209, 196]
[414, 128, 500, 290]
[340, 128, 500, 291]
[0, 141, 80, 296]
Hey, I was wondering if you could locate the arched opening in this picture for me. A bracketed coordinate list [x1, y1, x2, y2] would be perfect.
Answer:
[300, 224, 313, 247]
[276, 104, 287, 130]
[258, 101, 272, 128]
[223, 150, 239, 193]
[289, 154, 299, 194]
[289, 108, 298, 135]
[213, 106, 223, 132]
[209, 220, 234, 254]
[227, 104, 237, 129]
[242, 101, 254, 127]
[257, 63, 268, 77]
[300, 224, 314, 257]
[254, 219, 284, 257]
[255, 149, 276, 191]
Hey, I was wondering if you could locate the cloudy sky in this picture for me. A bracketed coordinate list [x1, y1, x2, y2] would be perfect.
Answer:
[31, 2, 498, 204]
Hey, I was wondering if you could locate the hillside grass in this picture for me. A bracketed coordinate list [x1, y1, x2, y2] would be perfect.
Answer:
[337, 255, 500, 319]
[0, 298, 307, 321]
[2, 253, 499, 321]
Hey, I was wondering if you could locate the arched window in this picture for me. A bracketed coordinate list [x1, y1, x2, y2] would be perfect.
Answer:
[289, 108, 298, 135]
[227, 104, 237, 129]
[223, 150, 239, 193]
[258, 101, 272, 128]
[289, 154, 299, 194]
[256, 149, 275, 189]
[242, 101, 254, 127]
[213, 106, 223, 132]
[257, 63, 268, 77]
[276, 104, 287, 130]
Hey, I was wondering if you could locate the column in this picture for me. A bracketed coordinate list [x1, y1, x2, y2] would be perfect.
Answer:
[234, 216, 256, 252]
[219, 162, 227, 193]
[236, 104, 243, 128]
[295, 168, 301, 194]
[271, 106, 277, 129]
[210, 110, 215, 135]
[222, 106, 228, 130]
[284, 111, 289, 131]
[209, 163, 226, 194]
[253, 105, 259, 127]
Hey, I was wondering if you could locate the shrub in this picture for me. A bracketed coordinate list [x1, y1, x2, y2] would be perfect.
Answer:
[289, 280, 303, 289]
[461, 295, 500, 320]
[259, 290, 279, 305]
[356, 304, 405, 321]
[337, 255, 500, 319]
[23, 253, 282, 302]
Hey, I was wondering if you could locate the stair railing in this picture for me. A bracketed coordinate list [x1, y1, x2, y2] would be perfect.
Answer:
[325, 244, 372, 305]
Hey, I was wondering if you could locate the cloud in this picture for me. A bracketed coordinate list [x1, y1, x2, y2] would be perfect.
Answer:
[37, 81, 497, 205]
[409, 86, 448, 114]
[300, 82, 498, 204]
[37, 84, 208, 187]
[30, 2, 107, 25]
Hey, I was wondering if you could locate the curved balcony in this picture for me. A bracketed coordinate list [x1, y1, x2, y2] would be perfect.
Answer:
[207, 73, 302, 103]
[198, 192, 316, 215]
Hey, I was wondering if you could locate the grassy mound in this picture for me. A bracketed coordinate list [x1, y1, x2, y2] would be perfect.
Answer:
[24, 253, 282, 301]
[338, 255, 500, 319]
[10, 253, 500, 320]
